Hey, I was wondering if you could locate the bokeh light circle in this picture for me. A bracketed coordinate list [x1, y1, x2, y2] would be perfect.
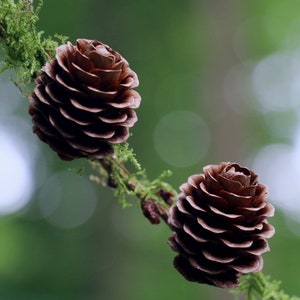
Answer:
[38, 171, 98, 229]
[153, 110, 210, 167]
[252, 50, 300, 112]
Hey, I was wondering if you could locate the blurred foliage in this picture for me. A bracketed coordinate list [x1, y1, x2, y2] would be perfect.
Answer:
[1, 0, 300, 299]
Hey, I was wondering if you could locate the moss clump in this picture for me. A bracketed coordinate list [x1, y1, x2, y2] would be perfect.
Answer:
[0, 0, 67, 93]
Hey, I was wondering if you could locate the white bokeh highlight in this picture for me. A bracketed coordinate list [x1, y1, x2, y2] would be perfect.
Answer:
[0, 77, 36, 215]
[252, 50, 300, 112]
[251, 127, 300, 221]
[0, 129, 34, 214]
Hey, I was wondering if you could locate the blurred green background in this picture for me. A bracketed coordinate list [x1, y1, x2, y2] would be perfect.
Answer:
[1, 0, 300, 299]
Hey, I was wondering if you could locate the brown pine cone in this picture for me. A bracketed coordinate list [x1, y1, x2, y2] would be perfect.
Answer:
[29, 39, 140, 160]
[168, 162, 275, 288]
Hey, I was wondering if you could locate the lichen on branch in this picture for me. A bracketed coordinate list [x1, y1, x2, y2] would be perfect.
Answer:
[232, 272, 300, 300]
[0, 0, 67, 93]
[89, 143, 177, 223]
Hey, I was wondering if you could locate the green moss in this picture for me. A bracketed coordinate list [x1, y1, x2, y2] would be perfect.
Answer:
[232, 272, 300, 300]
[0, 0, 67, 94]
[89, 143, 178, 209]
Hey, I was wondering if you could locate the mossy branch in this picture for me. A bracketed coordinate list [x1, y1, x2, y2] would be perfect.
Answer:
[89, 143, 178, 223]
[0, 0, 67, 94]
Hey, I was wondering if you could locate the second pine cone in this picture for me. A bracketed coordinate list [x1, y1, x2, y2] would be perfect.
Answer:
[168, 162, 275, 288]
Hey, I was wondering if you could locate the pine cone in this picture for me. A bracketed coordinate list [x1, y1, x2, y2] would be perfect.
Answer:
[29, 39, 140, 160]
[168, 162, 275, 288]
